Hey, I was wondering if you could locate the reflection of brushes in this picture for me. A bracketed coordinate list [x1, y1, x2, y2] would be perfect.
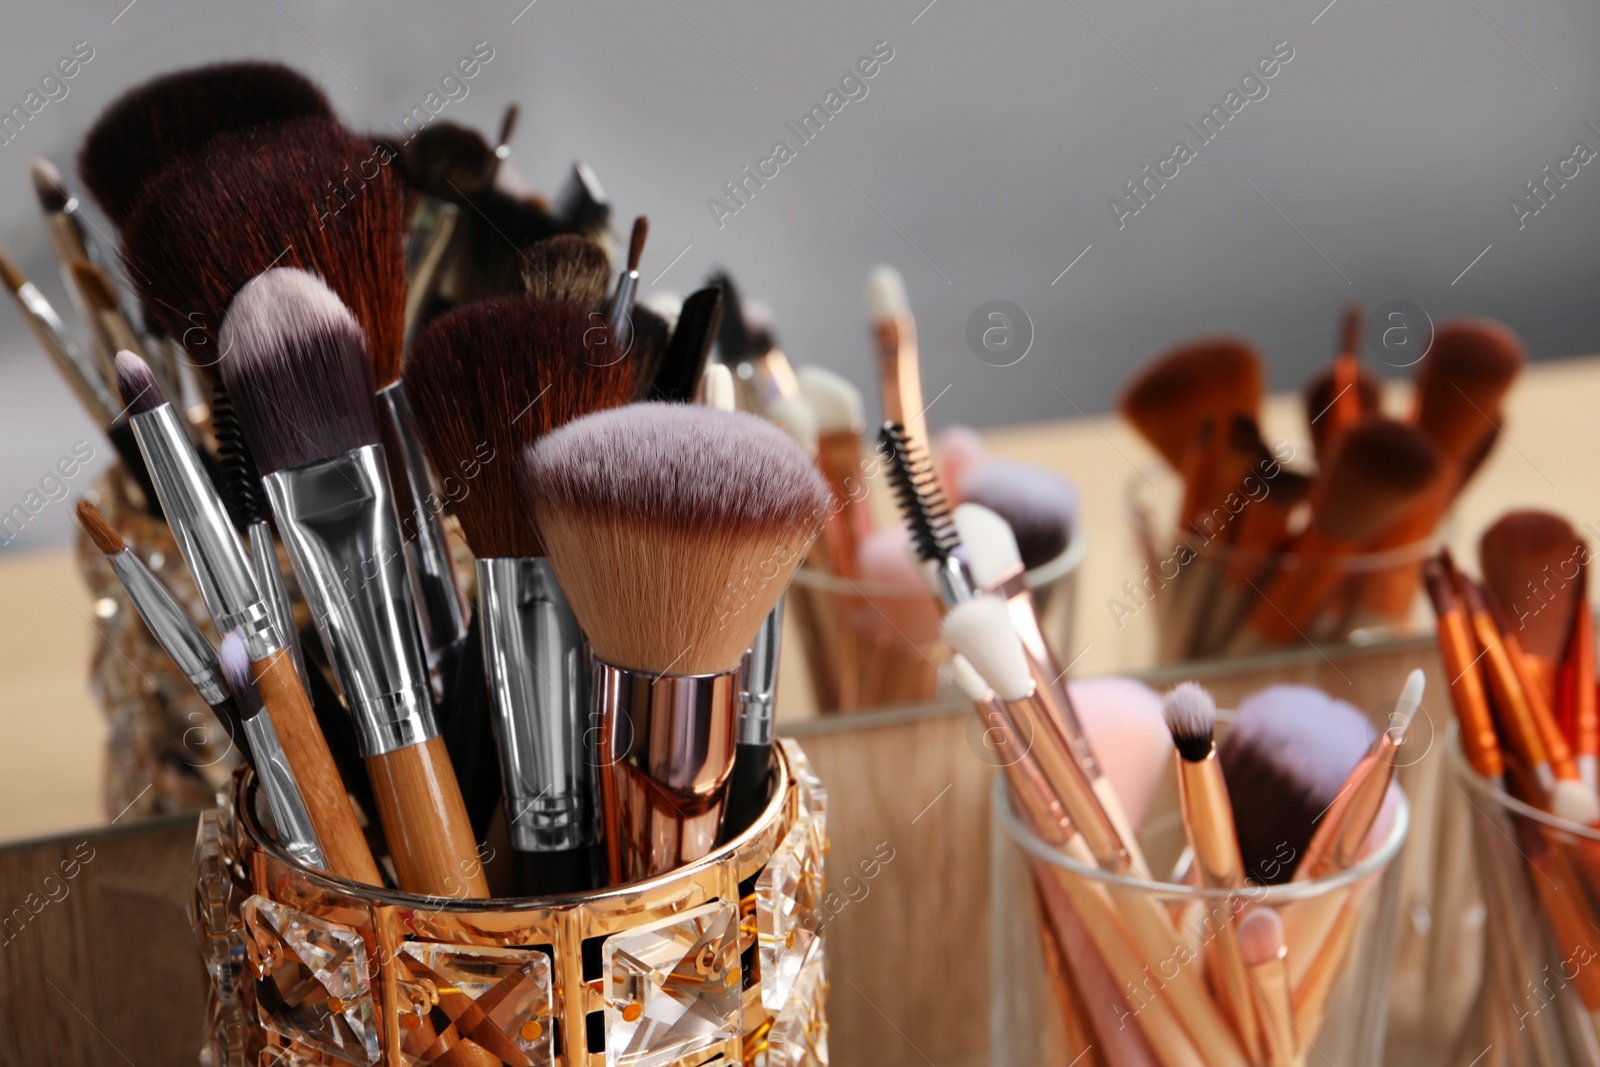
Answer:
[1238, 908, 1295, 1067]
[649, 285, 724, 402]
[218, 631, 326, 870]
[523, 402, 828, 882]
[115, 350, 379, 886]
[607, 216, 648, 351]
[1162, 682, 1261, 1065]
[217, 268, 484, 898]
[867, 265, 928, 452]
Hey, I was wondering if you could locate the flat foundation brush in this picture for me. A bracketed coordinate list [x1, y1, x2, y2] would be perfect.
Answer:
[406, 295, 636, 892]
[115, 350, 379, 886]
[217, 268, 485, 899]
[523, 403, 829, 883]
[649, 285, 724, 401]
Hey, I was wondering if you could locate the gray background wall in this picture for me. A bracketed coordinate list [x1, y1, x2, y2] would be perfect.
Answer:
[1, 0, 1596, 549]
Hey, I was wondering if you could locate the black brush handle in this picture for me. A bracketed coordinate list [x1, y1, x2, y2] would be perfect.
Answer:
[513, 844, 598, 897]
[719, 742, 775, 844]
[439, 613, 504, 841]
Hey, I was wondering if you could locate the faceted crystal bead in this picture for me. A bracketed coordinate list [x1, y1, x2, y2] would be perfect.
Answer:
[601, 899, 742, 1067]
[240, 895, 378, 1064]
[756, 820, 824, 1010]
[762, 948, 828, 1067]
[393, 941, 554, 1066]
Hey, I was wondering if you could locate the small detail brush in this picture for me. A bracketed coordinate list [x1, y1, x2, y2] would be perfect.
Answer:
[867, 266, 928, 454]
[606, 216, 648, 351]
[1239, 908, 1295, 1067]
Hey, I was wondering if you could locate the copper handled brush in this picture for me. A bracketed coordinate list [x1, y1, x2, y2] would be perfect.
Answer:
[1304, 303, 1379, 462]
[114, 350, 380, 886]
[522, 402, 829, 883]
[1119, 337, 1264, 471]
[216, 268, 485, 899]
[1413, 318, 1526, 476]
[866, 266, 929, 454]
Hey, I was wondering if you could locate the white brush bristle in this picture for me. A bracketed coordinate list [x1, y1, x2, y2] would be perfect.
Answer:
[1552, 779, 1600, 826]
[219, 266, 358, 366]
[940, 596, 1031, 701]
[953, 503, 1023, 588]
[1162, 682, 1218, 761]
[797, 365, 864, 434]
[1394, 668, 1425, 731]
[216, 630, 262, 720]
[866, 264, 909, 321]
[945, 654, 992, 703]
[768, 395, 818, 454]
[1237, 908, 1285, 967]
[698, 362, 736, 412]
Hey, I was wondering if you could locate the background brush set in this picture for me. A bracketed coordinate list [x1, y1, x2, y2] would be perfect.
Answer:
[1121, 306, 1525, 661]
[1426, 510, 1600, 1061]
[871, 406, 1414, 1065]
[3, 55, 843, 905]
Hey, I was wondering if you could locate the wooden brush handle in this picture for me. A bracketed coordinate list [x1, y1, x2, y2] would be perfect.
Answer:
[251, 649, 382, 886]
[367, 736, 490, 899]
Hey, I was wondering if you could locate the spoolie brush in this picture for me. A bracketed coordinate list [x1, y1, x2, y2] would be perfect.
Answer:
[878, 421, 958, 566]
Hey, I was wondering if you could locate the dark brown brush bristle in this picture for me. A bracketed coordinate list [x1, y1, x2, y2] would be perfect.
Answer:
[648, 286, 723, 400]
[388, 121, 496, 200]
[75, 500, 124, 554]
[521, 235, 612, 309]
[217, 632, 265, 721]
[522, 403, 831, 674]
[404, 296, 636, 558]
[121, 117, 404, 387]
[1304, 363, 1380, 450]
[0, 247, 27, 293]
[1162, 682, 1216, 762]
[1415, 318, 1526, 462]
[627, 216, 648, 273]
[448, 188, 564, 302]
[1480, 510, 1585, 660]
[708, 270, 748, 364]
[68, 259, 122, 313]
[625, 305, 671, 399]
[30, 159, 70, 213]
[1339, 302, 1363, 357]
[1313, 418, 1442, 542]
[496, 103, 519, 149]
[78, 61, 333, 227]
[1119, 338, 1264, 469]
[1218, 684, 1375, 884]
[114, 350, 166, 415]
[215, 267, 379, 474]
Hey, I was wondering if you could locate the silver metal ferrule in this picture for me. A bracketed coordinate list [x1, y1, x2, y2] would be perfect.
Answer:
[248, 521, 309, 694]
[376, 383, 469, 677]
[129, 405, 279, 659]
[242, 712, 327, 870]
[595, 661, 739, 880]
[607, 270, 638, 348]
[477, 557, 594, 852]
[263, 444, 437, 757]
[736, 599, 784, 746]
[937, 553, 978, 608]
[108, 547, 227, 706]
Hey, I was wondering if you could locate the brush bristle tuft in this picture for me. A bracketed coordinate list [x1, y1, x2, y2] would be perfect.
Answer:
[940, 596, 1031, 701]
[708, 271, 748, 365]
[952, 503, 1022, 589]
[879, 422, 958, 563]
[768, 396, 817, 453]
[522, 403, 829, 673]
[1162, 682, 1217, 762]
[627, 216, 648, 272]
[521, 235, 612, 309]
[1479, 510, 1585, 660]
[959, 460, 1077, 569]
[1237, 909, 1285, 966]
[75, 500, 124, 555]
[1119, 338, 1264, 468]
[0, 247, 24, 293]
[1315, 419, 1442, 542]
[216, 268, 378, 474]
[699, 363, 736, 413]
[217, 631, 264, 721]
[1552, 779, 1600, 826]
[866, 265, 909, 320]
[30, 159, 71, 212]
[797, 366, 864, 434]
[115, 350, 165, 415]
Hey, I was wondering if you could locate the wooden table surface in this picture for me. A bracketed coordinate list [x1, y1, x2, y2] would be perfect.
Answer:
[1, 354, 1594, 842]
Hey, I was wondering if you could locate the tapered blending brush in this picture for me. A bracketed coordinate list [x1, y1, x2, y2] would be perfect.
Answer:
[215, 270, 485, 898]
[1413, 318, 1525, 473]
[866, 265, 930, 453]
[30, 159, 104, 338]
[521, 234, 613, 309]
[217, 632, 326, 870]
[1161, 683, 1262, 1065]
[649, 285, 724, 401]
[406, 295, 635, 891]
[78, 60, 334, 228]
[114, 350, 380, 886]
[523, 403, 829, 882]
[1238, 909, 1295, 1067]
[606, 216, 648, 350]
[1119, 337, 1264, 470]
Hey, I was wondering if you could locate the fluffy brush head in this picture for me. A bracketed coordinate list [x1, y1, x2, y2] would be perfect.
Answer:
[114, 350, 166, 416]
[1218, 684, 1375, 884]
[952, 503, 1022, 589]
[1479, 510, 1585, 660]
[75, 500, 124, 555]
[217, 631, 265, 721]
[522, 403, 830, 674]
[880, 421, 959, 564]
[1119, 338, 1265, 469]
[521, 235, 613, 309]
[1416, 318, 1526, 460]
[215, 268, 378, 474]
[1162, 682, 1217, 762]
[121, 117, 404, 384]
[768, 396, 818, 455]
[1304, 363, 1380, 446]
[79, 61, 333, 227]
[404, 295, 636, 558]
[449, 187, 564, 302]
[699, 363, 736, 413]
[387, 121, 496, 199]
[30, 158, 71, 212]
[650, 286, 723, 401]
[797, 365, 865, 435]
[1313, 418, 1442, 542]
[940, 596, 1031, 702]
[959, 460, 1078, 569]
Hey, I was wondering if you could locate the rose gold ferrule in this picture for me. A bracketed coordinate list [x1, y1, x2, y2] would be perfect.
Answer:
[1174, 750, 1246, 889]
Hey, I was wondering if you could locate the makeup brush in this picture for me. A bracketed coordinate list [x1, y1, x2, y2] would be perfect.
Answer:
[797, 366, 869, 577]
[217, 631, 326, 870]
[1457, 576, 1557, 796]
[1234, 419, 1442, 648]
[114, 350, 380, 886]
[387, 121, 500, 200]
[1423, 556, 1505, 783]
[551, 159, 612, 238]
[77, 60, 334, 228]
[1565, 568, 1598, 791]
[606, 216, 648, 350]
[1216, 685, 1375, 884]
[959, 460, 1079, 570]
[215, 269, 485, 899]
[30, 159, 104, 340]
[1480, 511, 1585, 707]
[649, 285, 723, 401]
[406, 295, 635, 891]
[1119, 338, 1264, 470]
[866, 265, 930, 453]
[1238, 908, 1295, 1067]
[443, 186, 565, 303]
[521, 234, 613, 308]
[738, 298, 802, 409]
[1413, 318, 1526, 471]
[523, 402, 829, 882]
[768, 395, 818, 456]
[699, 362, 737, 414]
[1161, 682, 1261, 1064]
